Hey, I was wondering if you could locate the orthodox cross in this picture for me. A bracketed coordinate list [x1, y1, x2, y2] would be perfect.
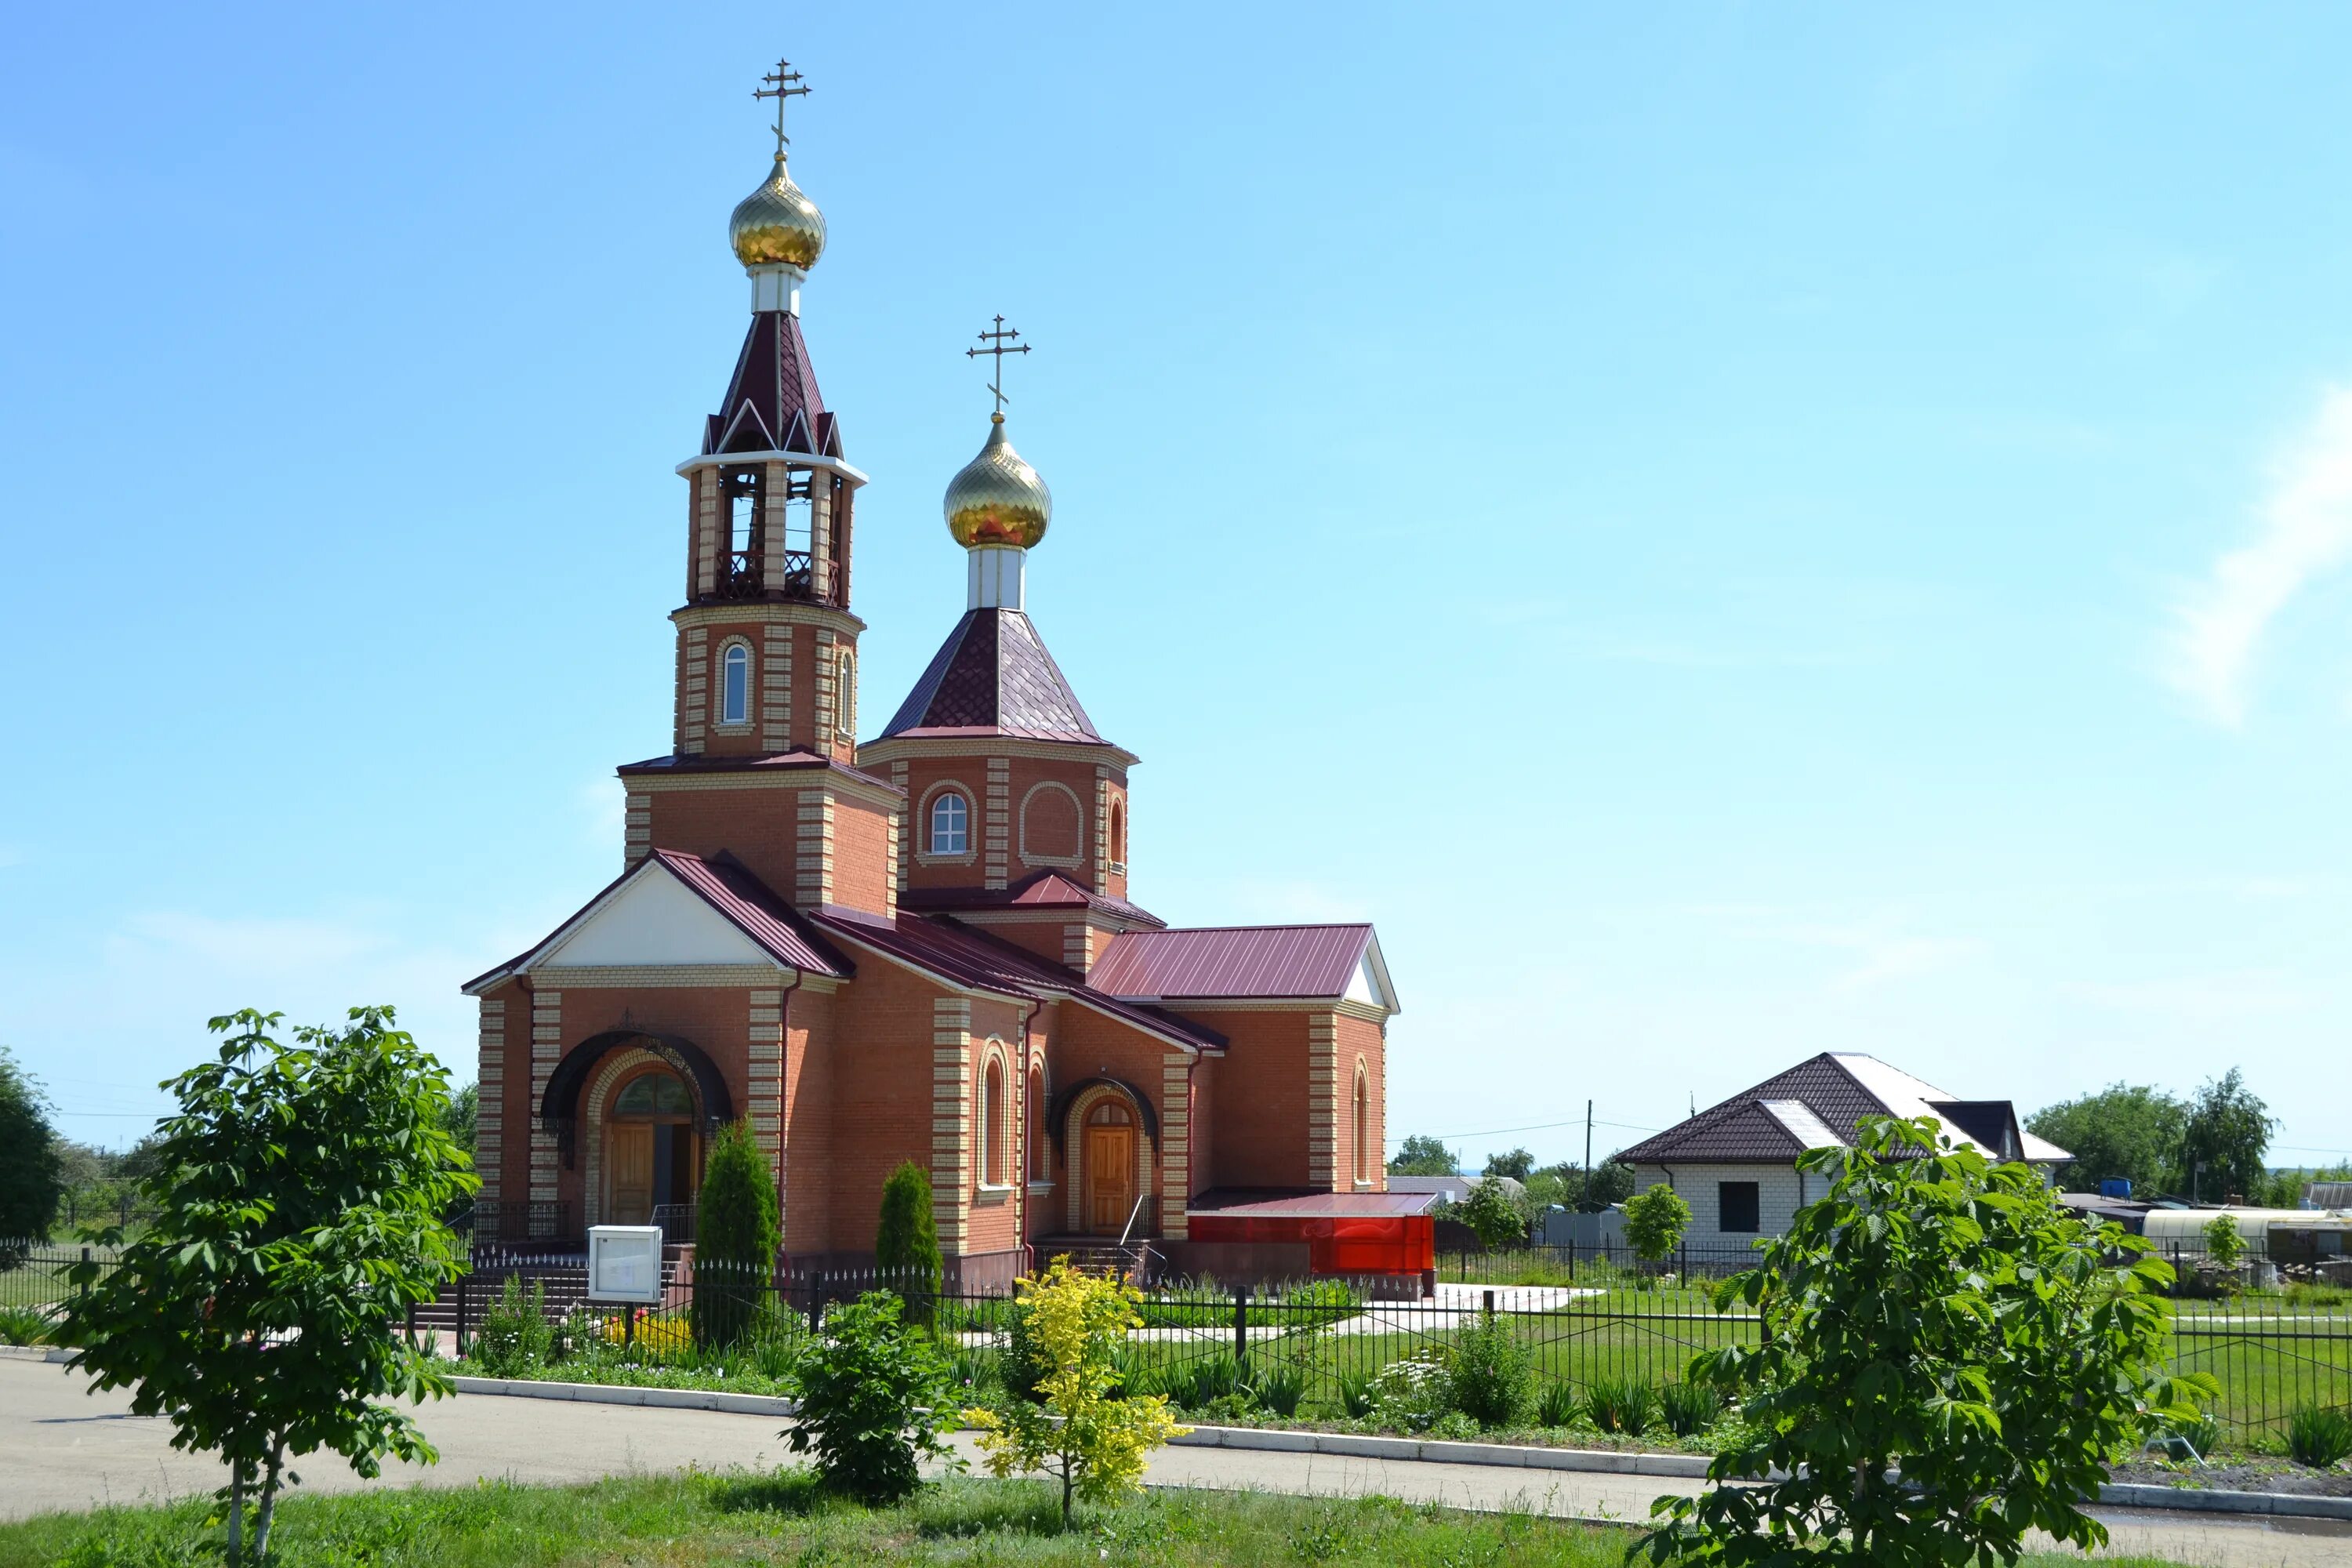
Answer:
[754, 58, 810, 156]
[966, 316, 1031, 415]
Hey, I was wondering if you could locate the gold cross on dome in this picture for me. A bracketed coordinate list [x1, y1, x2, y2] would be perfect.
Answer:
[966, 316, 1032, 416]
[753, 58, 810, 157]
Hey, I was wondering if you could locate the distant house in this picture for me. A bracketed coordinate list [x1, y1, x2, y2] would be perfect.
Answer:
[1617, 1052, 2071, 1243]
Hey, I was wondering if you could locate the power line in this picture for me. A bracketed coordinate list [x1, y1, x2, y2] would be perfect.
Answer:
[1387, 1114, 1665, 1145]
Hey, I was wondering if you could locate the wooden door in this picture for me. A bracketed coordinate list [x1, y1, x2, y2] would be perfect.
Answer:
[1085, 1126, 1134, 1234]
[608, 1123, 655, 1225]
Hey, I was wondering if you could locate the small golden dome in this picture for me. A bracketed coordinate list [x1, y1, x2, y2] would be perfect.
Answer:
[729, 154, 826, 269]
[944, 414, 1052, 548]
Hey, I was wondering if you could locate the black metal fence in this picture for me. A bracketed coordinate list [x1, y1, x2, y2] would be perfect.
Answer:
[7, 1240, 2345, 1443]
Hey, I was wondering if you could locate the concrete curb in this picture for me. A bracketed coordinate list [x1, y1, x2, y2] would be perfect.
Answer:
[451, 1376, 795, 1418]
[2094, 1481, 2352, 1523]
[0, 1345, 74, 1364]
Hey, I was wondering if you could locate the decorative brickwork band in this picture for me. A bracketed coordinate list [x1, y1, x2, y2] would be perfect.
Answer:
[528, 991, 564, 1208]
[983, 759, 1011, 891]
[931, 998, 973, 1252]
[760, 624, 793, 753]
[749, 988, 785, 1231]
[795, 788, 837, 906]
[475, 997, 506, 1205]
[1306, 1013, 1340, 1189]
[1159, 1054, 1191, 1240]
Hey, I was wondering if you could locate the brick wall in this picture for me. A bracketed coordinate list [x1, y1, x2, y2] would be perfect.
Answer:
[1191, 1010, 1312, 1191]
[1632, 1161, 1812, 1240]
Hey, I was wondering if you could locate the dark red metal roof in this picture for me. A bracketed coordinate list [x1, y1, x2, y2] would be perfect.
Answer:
[654, 850, 851, 977]
[615, 750, 898, 793]
[898, 869, 1165, 930]
[1090, 925, 1374, 1000]
[703, 310, 841, 458]
[1186, 1189, 1438, 1218]
[880, 609, 1108, 744]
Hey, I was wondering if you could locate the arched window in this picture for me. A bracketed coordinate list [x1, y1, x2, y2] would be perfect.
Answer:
[836, 651, 856, 738]
[1027, 1062, 1047, 1183]
[981, 1055, 1007, 1185]
[614, 1072, 695, 1117]
[720, 643, 750, 726]
[1352, 1063, 1370, 1184]
[930, 790, 970, 855]
[1109, 800, 1127, 869]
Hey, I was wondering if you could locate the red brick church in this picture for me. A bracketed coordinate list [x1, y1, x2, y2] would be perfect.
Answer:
[463, 79, 1409, 1288]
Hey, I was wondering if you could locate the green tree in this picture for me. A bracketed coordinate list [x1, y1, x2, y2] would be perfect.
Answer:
[1458, 1178, 1529, 1250]
[1387, 1134, 1460, 1176]
[439, 1080, 479, 1160]
[692, 1120, 780, 1350]
[1483, 1146, 1535, 1181]
[2201, 1213, 2245, 1271]
[2180, 1068, 2277, 1203]
[57, 1008, 475, 1564]
[0, 1047, 65, 1257]
[1622, 1183, 1691, 1272]
[2024, 1083, 2187, 1194]
[966, 1258, 1186, 1523]
[876, 1160, 942, 1327]
[783, 1290, 956, 1504]
[1639, 1115, 2214, 1568]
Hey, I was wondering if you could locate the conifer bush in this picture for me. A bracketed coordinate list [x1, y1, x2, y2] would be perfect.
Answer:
[692, 1120, 779, 1352]
[876, 1160, 942, 1328]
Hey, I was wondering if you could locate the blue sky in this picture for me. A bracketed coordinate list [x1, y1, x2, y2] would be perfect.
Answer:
[5, 5, 2352, 1174]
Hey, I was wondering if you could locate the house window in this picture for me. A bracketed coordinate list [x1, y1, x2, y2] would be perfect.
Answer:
[1109, 800, 1126, 871]
[836, 651, 856, 738]
[1719, 1181, 1760, 1234]
[720, 643, 750, 726]
[981, 1056, 1006, 1186]
[930, 791, 970, 855]
[1352, 1064, 1370, 1183]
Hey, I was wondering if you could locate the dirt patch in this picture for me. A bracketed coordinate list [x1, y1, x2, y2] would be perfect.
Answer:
[2106, 1457, 2352, 1497]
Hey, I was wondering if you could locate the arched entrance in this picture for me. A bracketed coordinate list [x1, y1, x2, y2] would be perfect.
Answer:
[604, 1066, 702, 1227]
[1083, 1099, 1138, 1235]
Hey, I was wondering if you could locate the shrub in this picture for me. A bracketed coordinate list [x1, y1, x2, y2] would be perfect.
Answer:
[1367, 1348, 1454, 1432]
[1584, 1375, 1656, 1436]
[782, 1290, 956, 1504]
[471, 1276, 555, 1375]
[0, 1305, 50, 1346]
[1172, 1356, 1249, 1410]
[2201, 1214, 2246, 1273]
[2286, 1406, 2352, 1469]
[1254, 1362, 1308, 1418]
[965, 1258, 1188, 1524]
[875, 1162, 942, 1328]
[1448, 1315, 1530, 1428]
[1459, 1179, 1528, 1251]
[1622, 1185, 1691, 1278]
[1659, 1380, 1722, 1437]
[693, 1120, 779, 1352]
[1337, 1373, 1377, 1419]
[1535, 1381, 1581, 1428]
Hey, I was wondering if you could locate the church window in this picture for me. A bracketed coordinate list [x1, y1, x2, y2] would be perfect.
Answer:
[981, 1055, 1007, 1185]
[1027, 1062, 1047, 1183]
[836, 650, 855, 737]
[930, 790, 970, 855]
[1353, 1063, 1370, 1184]
[720, 643, 750, 726]
[614, 1071, 695, 1118]
[1109, 800, 1127, 872]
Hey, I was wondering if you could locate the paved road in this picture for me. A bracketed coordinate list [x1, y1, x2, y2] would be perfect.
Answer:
[3, 1360, 2345, 1566]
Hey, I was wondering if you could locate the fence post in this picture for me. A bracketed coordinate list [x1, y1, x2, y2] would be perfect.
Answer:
[1232, 1286, 1250, 1372]
[624, 1305, 636, 1351]
[455, 1272, 468, 1359]
[1483, 1288, 1495, 1322]
[1567, 1239, 1576, 1282]
[79, 1247, 91, 1302]
[807, 1272, 823, 1334]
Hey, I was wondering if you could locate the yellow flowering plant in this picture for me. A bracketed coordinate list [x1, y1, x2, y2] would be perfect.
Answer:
[964, 1258, 1188, 1523]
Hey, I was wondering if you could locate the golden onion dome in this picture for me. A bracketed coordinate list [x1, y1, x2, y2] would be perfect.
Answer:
[943, 414, 1052, 548]
[729, 154, 826, 269]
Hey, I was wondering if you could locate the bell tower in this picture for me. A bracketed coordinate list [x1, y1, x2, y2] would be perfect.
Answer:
[670, 58, 869, 766]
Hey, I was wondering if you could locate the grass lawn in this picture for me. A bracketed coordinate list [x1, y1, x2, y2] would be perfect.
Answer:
[0, 1472, 2210, 1568]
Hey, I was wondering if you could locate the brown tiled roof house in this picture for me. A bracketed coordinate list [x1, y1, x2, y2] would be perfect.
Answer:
[1616, 1052, 2071, 1245]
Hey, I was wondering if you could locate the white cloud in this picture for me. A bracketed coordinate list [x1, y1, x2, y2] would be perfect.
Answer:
[2169, 385, 2352, 724]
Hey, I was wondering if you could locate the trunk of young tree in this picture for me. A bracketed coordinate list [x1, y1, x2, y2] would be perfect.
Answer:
[227, 1459, 246, 1564]
[252, 1441, 286, 1560]
[1059, 1449, 1075, 1524]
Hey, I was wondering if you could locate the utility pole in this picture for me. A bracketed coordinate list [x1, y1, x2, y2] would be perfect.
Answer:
[1583, 1100, 1594, 1211]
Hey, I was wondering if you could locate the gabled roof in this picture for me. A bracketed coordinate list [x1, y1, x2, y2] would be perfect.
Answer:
[1617, 1052, 2071, 1167]
[898, 869, 1166, 930]
[801, 908, 1225, 1054]
[461, 848, 849, 993]
[879, 608, 1108, 744]
[1090, 924, 1398, 1011]
[702, 310, 841, 459]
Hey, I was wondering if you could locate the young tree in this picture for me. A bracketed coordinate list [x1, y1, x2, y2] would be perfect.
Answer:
[0, 1047, 65, 1258]
[2180, 1068, 2277, 1203]
[1621, 1182, 1691, 1273]
[1483, 1146, 1535, 1180]
[1639, 1116, 2214, 1568]
[1459, 1178, 1529, 1250]
[2024, 1083, 2187, 1194]
[2201, 1214, 2245, 1272]
[693, 1119, 780, 1349]
[782, 1290, 956, 1504]
[966, 1258, 1187, 1524]
[1387, 1134, 1460, 1176]
[57, 1009, 475, 1565]
[875, 1160, 942, 1326]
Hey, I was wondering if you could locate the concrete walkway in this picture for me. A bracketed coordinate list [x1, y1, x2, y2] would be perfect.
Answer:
[2, 1361, 2344, 1566]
